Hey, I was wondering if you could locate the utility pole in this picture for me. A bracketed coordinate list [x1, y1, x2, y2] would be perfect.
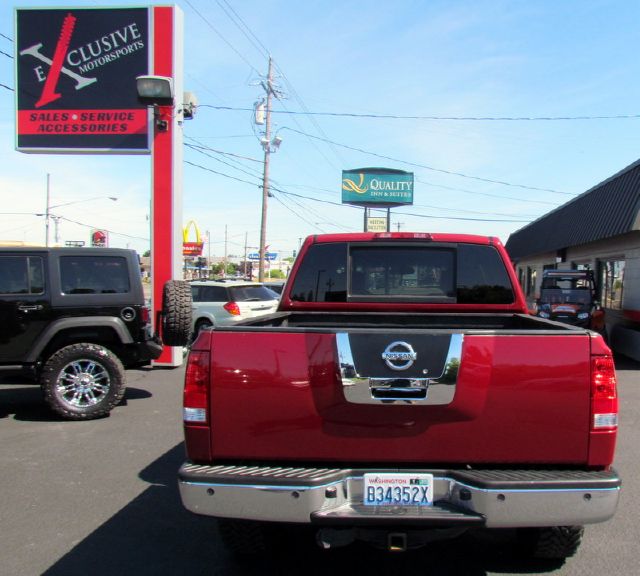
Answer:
[206, 230, 211, 279]
[45, 173, 50, 247]
[243, 232, 248, 278]
[223, 224, 228, 277]
[259, 56, 275, 282]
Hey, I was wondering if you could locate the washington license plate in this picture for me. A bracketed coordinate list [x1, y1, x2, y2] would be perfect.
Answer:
[363, 473, 434, 506]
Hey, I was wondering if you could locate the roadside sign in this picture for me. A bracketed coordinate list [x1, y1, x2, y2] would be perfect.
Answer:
[342, 168, 414, 207]
[248, 252, 278, 260]
[367, 217, 388, 232]
[15, 7, 151, 153]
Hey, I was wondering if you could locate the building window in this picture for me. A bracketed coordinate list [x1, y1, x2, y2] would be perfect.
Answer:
[573, 262, 592, 271]
[526, 267, 537, 297]
[599, 260, 625, 310]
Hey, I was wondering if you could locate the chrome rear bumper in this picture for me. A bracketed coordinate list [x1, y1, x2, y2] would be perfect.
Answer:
[178, 463, 620, 528]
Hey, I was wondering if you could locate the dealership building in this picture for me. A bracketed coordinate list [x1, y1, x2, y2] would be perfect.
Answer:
[505, 159, 640, 360]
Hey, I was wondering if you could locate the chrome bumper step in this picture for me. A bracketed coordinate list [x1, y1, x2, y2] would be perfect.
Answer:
[179, 462, 620, 528]
[312, 502, 484, 526]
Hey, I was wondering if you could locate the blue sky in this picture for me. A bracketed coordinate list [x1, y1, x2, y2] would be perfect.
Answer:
[1, 0, 639, 258]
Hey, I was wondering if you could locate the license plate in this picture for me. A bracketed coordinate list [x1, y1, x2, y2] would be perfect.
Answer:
[363, 473, 433, 506]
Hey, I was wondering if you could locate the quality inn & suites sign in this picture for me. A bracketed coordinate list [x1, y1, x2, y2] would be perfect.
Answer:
[342, 168, 414, 206]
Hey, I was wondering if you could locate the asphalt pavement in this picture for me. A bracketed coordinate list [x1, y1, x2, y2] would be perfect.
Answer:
[1, 355, 638, 576]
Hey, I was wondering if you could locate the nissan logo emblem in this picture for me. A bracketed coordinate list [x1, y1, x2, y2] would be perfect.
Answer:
[381, 341, 417, 370]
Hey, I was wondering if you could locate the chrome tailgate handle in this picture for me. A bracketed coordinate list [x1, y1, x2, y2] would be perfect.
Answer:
[369, 378, 429, 401]
[336, 332, 463, 405]
[18, 304, 43, 312]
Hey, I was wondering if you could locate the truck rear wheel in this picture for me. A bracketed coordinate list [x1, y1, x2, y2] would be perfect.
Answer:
[217, 519, 268, 555]
[41, 343, 126, 420]
[162, 280, 192, 347]
[520, 525, 584, 559]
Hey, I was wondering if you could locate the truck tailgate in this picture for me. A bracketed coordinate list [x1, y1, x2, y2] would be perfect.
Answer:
[208, 331, 591, 465]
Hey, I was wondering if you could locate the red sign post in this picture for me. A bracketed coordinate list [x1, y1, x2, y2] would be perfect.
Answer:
[15, 6, 186, 367]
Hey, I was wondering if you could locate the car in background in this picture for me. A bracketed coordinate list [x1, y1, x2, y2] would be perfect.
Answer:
[190, 280, 279, 338]
[263, 280, 286, 296]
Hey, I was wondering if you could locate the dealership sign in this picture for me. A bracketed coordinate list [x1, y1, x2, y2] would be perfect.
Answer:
[15, 7, 150, 153]
[342, 168, 414, 206]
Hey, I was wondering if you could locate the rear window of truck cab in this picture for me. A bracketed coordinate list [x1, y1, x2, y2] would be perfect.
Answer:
[289, 242, 514, 304]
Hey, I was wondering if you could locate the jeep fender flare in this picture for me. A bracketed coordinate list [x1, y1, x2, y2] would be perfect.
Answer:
[25, 317, 133, 363]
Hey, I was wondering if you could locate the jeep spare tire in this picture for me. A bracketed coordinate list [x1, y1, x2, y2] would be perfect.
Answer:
[162, 280, 192, 346]
[41, 343, 126, 420]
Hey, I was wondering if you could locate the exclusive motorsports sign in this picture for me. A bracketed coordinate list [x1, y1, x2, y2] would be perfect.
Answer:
[15, 7, 150, 153]
[342, 168, 414, 206]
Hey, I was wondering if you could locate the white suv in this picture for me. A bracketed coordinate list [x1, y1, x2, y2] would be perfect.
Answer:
[190, 280, 279, 337]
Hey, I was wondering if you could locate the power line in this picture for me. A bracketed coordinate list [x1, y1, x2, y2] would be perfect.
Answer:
[0, 83, 13, 92]
[195, 2, 345, 170]
[0, 32, 13, 42]
[1, 49, 13, 59]
[415, 178, 557, 206]
[270, 194, 327, 232]
[412, 202, 540, 219]
[184, 138, 263, 162]
[182, 0, 261, 75]
[184, 159, 262, 187]
[184, 157, 534, 224]
[394, 209, 529, 223]
[185, 143, 264, 180]
[272, 186, 529, 223]
[199, 104, 640, 122]
[281, 126, 571, 195]
[51, 215, 149, 241]
[215, 0, 269, 60]
[273, 64, 346, 167]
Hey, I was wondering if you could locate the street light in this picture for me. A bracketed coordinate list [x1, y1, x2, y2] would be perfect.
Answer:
[40, 174, 118, 246]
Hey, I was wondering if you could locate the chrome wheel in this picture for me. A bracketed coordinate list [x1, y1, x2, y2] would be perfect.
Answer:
[55, 359, 111, 408]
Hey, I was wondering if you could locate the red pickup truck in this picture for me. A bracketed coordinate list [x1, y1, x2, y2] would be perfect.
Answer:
[179, 232, 620, 559]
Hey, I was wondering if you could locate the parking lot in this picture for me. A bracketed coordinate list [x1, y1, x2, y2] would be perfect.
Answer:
[1, 357, 639, 576]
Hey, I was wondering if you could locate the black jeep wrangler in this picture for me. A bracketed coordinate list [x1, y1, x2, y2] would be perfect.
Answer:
[0, 247, 191, 420]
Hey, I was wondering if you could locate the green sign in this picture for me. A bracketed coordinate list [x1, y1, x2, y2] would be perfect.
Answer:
[342, 168, 414, 206]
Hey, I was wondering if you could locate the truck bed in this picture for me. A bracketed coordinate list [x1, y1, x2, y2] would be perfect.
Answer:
[228, 311, 582, 333]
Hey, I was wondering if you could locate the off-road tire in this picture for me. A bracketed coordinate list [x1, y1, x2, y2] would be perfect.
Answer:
[162, 280, 192, 346]
[41, 343, 126, 420]
[217, 519, 268, 556]
[521, 525, 584, 560]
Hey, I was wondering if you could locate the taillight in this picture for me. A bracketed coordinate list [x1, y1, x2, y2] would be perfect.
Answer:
[141, 306, 150, 325]
[591, 355, 618, 430]
[184, 350, 210, 424]
[223, 301, 241, 316]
